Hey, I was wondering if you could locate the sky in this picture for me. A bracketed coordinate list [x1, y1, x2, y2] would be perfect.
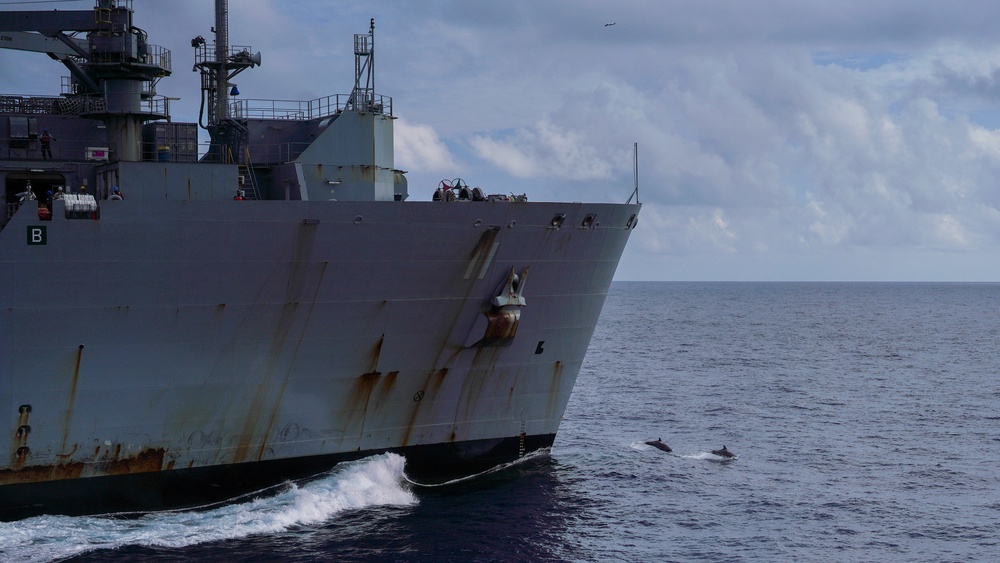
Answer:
[4, 0, 1000, 281]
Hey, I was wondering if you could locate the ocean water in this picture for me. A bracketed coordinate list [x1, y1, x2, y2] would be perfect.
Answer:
[3, 282, 999, 562]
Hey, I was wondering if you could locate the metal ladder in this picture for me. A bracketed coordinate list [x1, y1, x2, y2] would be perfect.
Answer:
[228, 146, 260, 200]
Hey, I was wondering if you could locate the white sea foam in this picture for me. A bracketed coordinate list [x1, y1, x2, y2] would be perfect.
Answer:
[0, 453, 416, 563]
[680, 452, 737, 462]
[629, 440, 650, 451]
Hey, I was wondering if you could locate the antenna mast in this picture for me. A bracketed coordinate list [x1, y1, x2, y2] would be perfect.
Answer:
[192, 0, 261, 161]
[215, 0, 230, 122]
[348, 19, 376, 111]
[628, 142, 640, 204]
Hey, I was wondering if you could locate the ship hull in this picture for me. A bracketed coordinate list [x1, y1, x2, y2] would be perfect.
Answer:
[0, 433, 556, 520]
[0, 199, 638, 518]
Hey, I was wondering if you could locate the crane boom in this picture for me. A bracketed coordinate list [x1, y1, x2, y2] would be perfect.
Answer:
[0, 31, 88, 58]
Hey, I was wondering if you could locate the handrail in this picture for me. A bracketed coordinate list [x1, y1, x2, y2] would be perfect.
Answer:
[231, 93, 392, 121]
[1, 93, 170, 117]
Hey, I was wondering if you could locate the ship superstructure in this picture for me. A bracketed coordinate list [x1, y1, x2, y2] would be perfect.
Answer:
[0, 1, 639, 519]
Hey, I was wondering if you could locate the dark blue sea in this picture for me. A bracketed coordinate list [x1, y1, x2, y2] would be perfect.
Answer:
[4, 282, 1000, 562]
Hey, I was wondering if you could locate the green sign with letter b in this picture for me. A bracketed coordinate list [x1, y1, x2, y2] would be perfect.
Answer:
[27, 226, 47, 245]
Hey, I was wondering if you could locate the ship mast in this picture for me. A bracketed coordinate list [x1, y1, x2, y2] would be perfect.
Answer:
[215, 0, 230, 123]
[192, 0, 260, 162]
[348, 19, 376, 112]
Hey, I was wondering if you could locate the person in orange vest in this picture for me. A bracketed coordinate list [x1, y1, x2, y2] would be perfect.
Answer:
[40, 129, 55, 159]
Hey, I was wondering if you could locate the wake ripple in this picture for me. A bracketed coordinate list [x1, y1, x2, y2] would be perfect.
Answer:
[404, 448, 551, 488]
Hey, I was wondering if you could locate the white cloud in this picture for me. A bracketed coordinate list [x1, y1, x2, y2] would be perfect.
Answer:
[469, 120, 622, 181]
[930, 214, 971, 248]
[393, 118, 458, 172]
[687, 209, 738, 253]
[467, 134, 538, 178]
[806, 200, 851, 246]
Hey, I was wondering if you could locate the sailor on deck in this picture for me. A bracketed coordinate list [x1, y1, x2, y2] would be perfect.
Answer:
[40, 129, 55, 159]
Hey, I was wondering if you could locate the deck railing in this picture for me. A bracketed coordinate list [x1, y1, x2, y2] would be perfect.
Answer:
[1, 93, 169, 117]
[231, 93, 392, 121]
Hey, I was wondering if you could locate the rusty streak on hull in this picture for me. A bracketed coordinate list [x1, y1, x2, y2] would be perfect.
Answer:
[0, 448, 166, 486]
[59, 345, 85, 457]
[476, 309, 520, 347]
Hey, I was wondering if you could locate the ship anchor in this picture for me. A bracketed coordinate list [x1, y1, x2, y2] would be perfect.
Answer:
[466, 266, 529, 347]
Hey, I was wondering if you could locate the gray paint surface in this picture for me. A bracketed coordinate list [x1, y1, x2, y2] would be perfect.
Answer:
[0, 199, 638, 482]
[0, 0, 641, 500]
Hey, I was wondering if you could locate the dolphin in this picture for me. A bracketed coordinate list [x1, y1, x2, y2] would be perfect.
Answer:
[711, 445, 735, 458]
[645, 438, 672, 453]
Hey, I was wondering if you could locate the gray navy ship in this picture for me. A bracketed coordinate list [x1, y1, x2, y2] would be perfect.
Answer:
[0, 0, 640, 519]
